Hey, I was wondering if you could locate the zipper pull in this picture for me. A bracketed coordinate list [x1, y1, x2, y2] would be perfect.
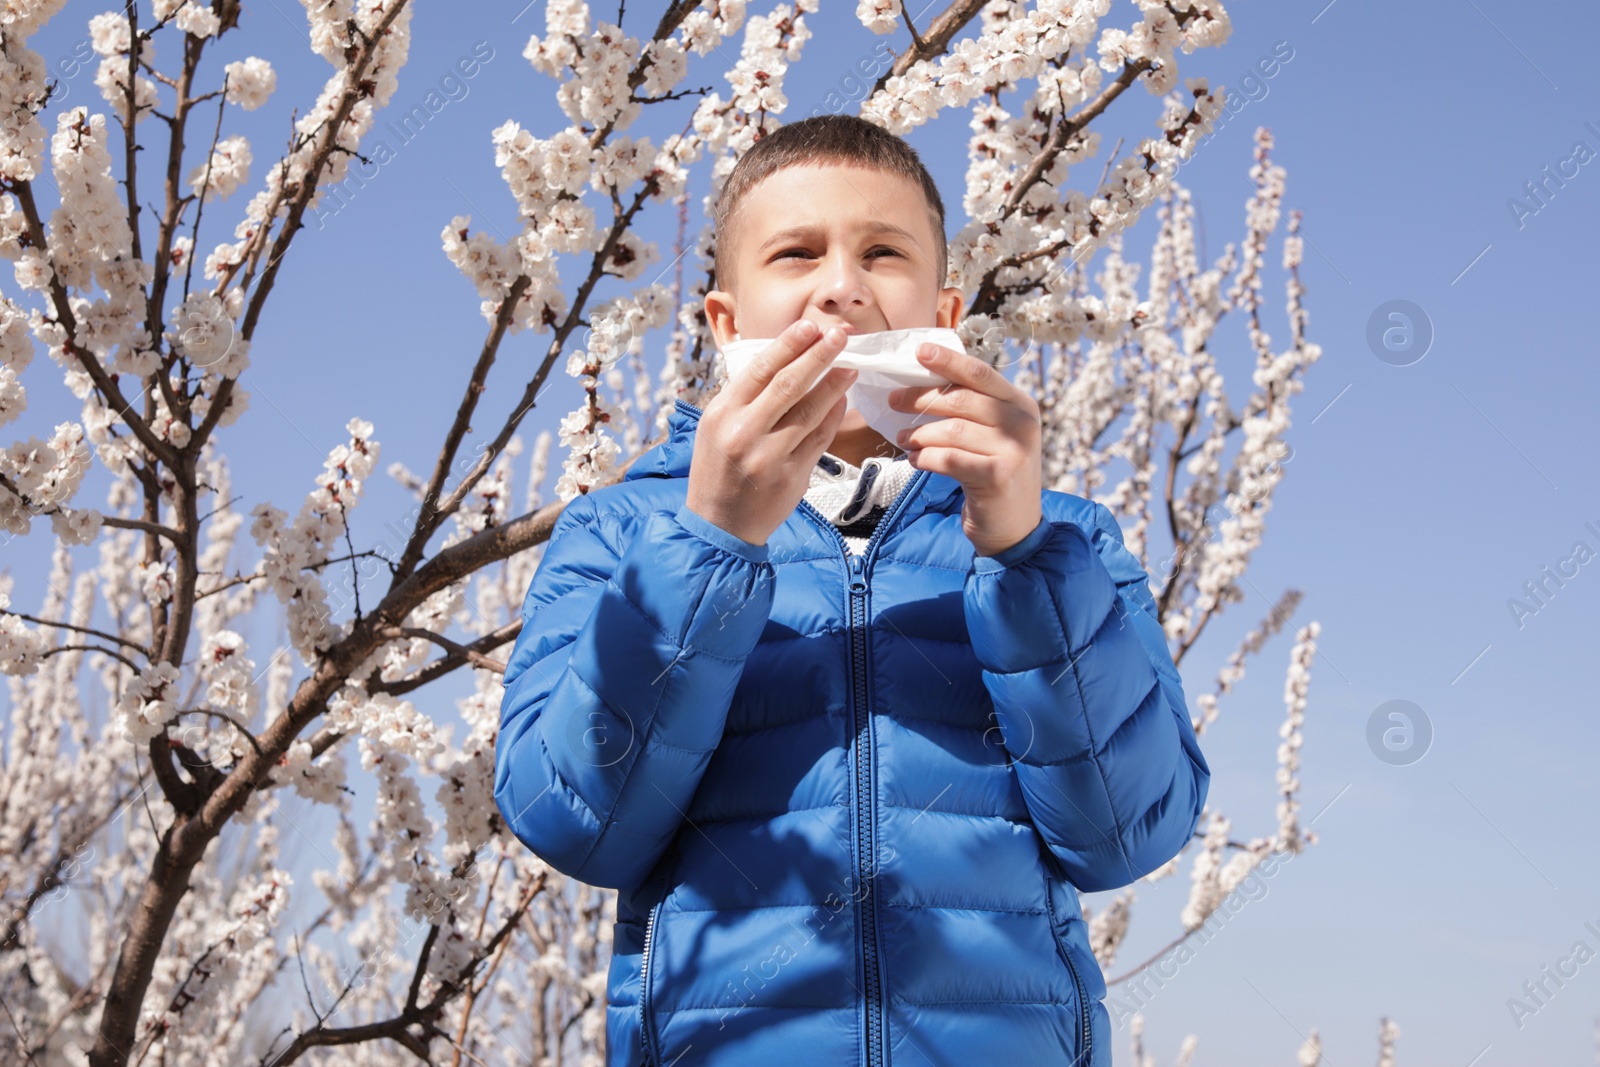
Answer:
[849, 553, 866, 591]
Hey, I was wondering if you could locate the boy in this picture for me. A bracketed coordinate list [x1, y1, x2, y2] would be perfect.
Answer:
[495, 114, 1210, 1067]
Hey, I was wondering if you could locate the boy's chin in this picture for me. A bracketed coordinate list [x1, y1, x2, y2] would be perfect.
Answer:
[826, 409, 902, 461]
[832, 408, 883, 441]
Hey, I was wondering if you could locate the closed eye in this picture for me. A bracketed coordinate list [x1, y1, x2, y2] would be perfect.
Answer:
[773, 246, 903, 261]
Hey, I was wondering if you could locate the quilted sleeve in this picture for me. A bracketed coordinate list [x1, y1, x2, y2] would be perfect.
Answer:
[494, 490, 776, 892]
[962, 502, 1211, 893]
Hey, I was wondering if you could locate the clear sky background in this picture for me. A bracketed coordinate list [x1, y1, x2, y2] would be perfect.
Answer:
[5, 2, 1599, 1065]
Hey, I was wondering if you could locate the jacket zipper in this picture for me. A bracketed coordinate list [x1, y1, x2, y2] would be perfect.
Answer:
[639, 896, 664, 1066]
[667, 400, 944, 1065]
[795, 469, 927, 1067]
[1043, 883, 1092, 1063]
[850, 555, 882, 1067]
[634, 484, 925, 1067]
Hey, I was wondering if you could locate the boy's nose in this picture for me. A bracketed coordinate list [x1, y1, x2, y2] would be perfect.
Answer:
[816, 249, 870, 309]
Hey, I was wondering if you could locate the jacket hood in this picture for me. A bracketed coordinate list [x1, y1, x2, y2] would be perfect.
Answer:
[623, 398, 705, 481]
[625, 396, 965, 509]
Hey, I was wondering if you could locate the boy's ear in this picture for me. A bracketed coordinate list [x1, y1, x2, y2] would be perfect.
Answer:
[704, 290, 738, 348]
[936, 287, 966, 330]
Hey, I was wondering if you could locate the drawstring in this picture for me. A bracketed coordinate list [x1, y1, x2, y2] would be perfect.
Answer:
[839, 460, 882, 525]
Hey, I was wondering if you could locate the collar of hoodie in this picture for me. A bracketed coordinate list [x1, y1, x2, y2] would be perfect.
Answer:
[806, 451, 917, 527]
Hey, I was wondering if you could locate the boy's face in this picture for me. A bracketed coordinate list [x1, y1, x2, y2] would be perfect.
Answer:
[704, 161, 965, 365]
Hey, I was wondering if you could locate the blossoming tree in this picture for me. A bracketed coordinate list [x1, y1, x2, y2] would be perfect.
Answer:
[0, 0, 1370, 1063]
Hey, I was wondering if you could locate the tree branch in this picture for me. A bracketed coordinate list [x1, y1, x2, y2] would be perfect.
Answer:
[372, 623, 520, 684]
[1, 611, 152, 657]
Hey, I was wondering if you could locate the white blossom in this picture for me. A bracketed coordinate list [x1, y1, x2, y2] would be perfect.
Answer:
[93, 56, 160, 125]
[13, 248, 53, 291]
[88, 11, 137, 56]
[1275, 621, 1320, 854]
[50, 506, 103, 545]
[641, 37, 688, 97]
[1086, 888, 1134, 968]
[166, 292, 249, 377]
[173, 2, 221, 39]
[1297, 1029, 1323, 1067]
[114, 660, 182, 742]
[1376, 1017, 1400, 1067]
[1180, 810, 1228, 931]
[0, 588, 46, 675]
[857, 0, 902, 35]
[223, 57, 276, 110]
[188, 134, 252, 202]
[250, 417, 381, 663]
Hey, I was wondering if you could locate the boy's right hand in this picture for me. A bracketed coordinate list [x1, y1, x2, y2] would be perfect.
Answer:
[686, 320, 858, 548]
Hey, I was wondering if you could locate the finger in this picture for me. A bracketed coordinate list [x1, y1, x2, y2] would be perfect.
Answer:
[890, 384, 1006, 431]
[906, 445, 995, 483]
[727, 319, 825, 408]
[756, 324, 849, 427]
[896, 417, 1001, 457]
[773, 364, 857, 437]
[797, 387, 851, 460]
[912, 343, 1016, 402]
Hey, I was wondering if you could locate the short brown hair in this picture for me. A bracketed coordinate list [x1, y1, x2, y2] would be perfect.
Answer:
[711, 113, 949, 296]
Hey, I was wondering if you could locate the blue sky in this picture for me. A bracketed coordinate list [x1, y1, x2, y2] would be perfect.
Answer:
[5, 1, 1600, 1063]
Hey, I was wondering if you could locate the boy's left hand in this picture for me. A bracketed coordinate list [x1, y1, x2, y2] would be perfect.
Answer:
[888, 342, 1043, 558]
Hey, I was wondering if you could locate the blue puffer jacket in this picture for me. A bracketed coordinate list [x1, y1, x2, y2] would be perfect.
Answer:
[496, 397, 1210, 1067]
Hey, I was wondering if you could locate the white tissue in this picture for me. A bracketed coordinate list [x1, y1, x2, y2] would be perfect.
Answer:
[716, 326, 966, 444]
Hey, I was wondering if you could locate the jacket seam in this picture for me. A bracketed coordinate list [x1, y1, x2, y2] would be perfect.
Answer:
[658, 1002, 857, 1015]
[1085, 676, 1161, 760]
[969, 656, 1069, 676]
[881, 903, 1047, 914]
[877, 801, 1028, 819]
[665, 900, 846, 913]
[679, 802, 846, 827]
[519, 504, 610, 626]
[878, 710, 1009, 735]
[1010, 748, 1095, 769]
[656, 995, 1072, 1014]
[646, 732, 714, 758]
[1006, 679, 1158, 769]
[893, 996, 1068, 1007]
[986, 538, 1076, 672]
[559, 662, 644, 744]
[609, 574, 750, 664]
[659, 900, 1046, 914]
[876, 554, 971, 573]
[721, 712, 846, 739]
